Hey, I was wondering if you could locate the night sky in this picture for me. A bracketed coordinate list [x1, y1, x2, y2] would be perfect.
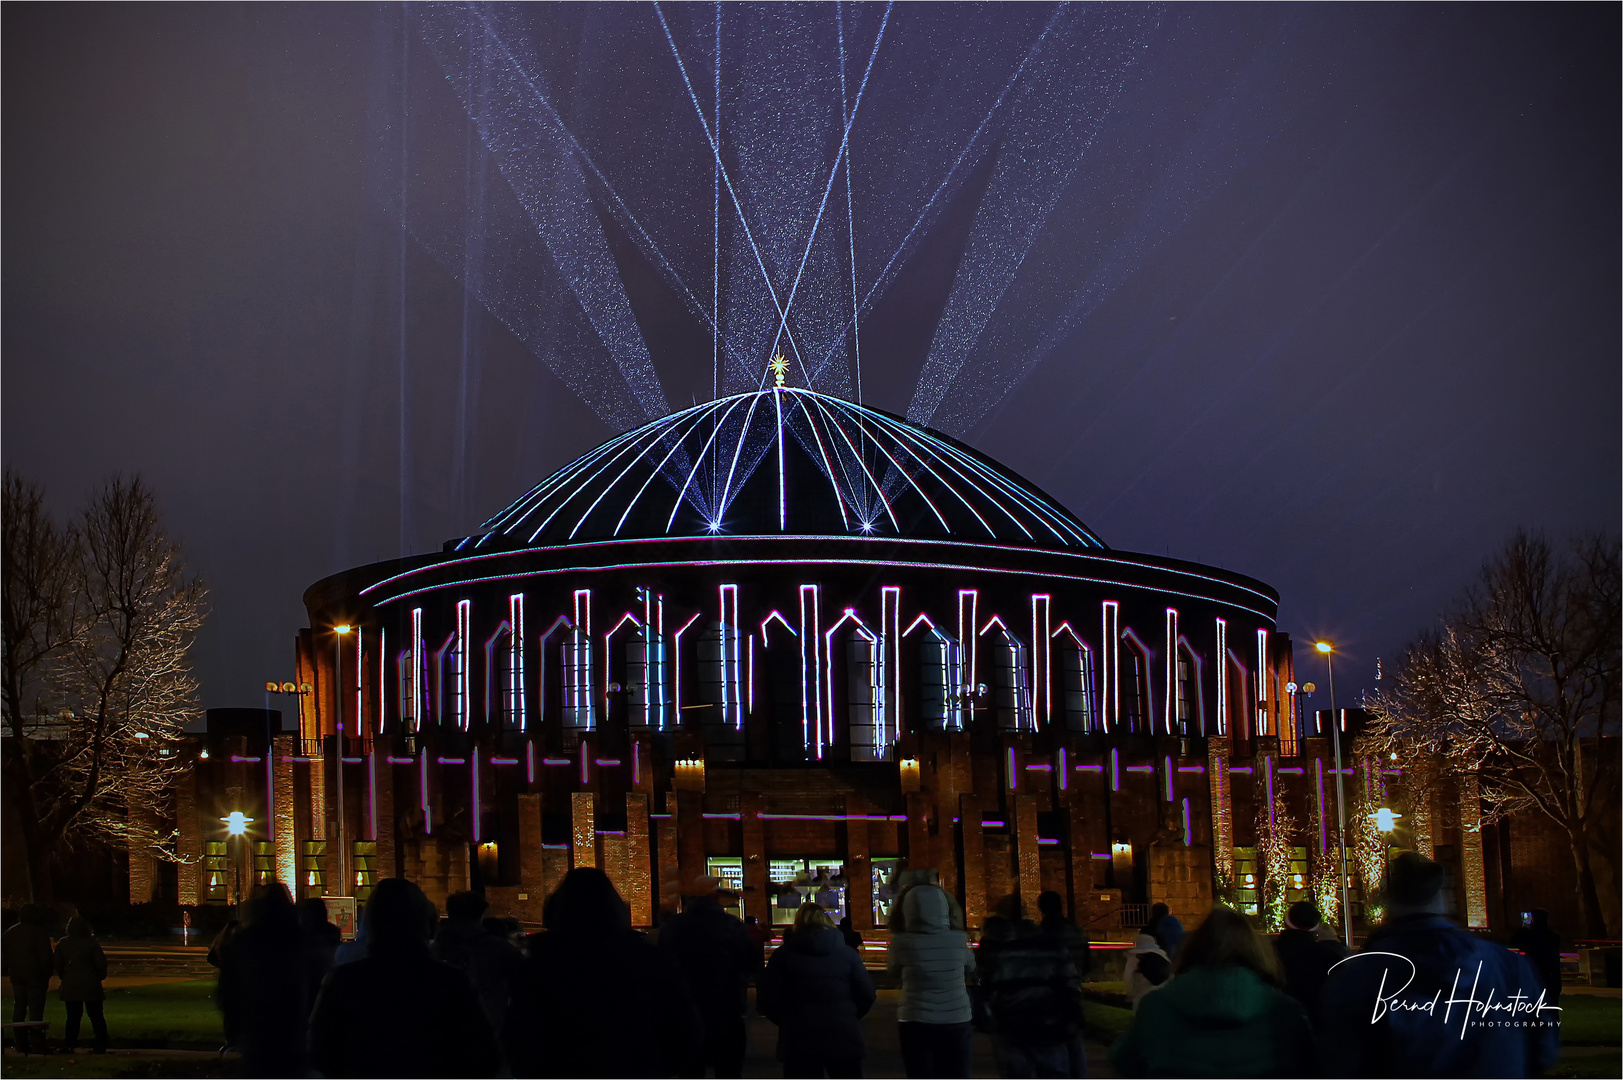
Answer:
[5, 3, 1617, 718]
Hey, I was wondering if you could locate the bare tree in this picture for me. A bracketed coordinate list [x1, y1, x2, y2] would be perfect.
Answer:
[1367, 532, 1620, 938]
[1, 473, 207, 902]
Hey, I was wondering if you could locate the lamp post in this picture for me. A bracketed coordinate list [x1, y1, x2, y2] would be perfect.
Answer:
[1370, 806, 1403, 899]
[1316, 640, 1352, 948]
[222, 812, 253, 908]
[334, 625, 351, 898]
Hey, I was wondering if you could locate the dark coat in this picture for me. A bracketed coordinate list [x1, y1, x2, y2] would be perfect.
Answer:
[505, 928, 699, 1078]
[1273, 927, 1349, 1017]
[1318, 914, 1561, 1078]
[216, 917, 312, 1078]
[1510, 924, 1562, 1000]
[1039, 915, 1093, 981]
[2, 920, 55, 988]
[309, 946, 499, 1079]
[430, 916, 525, 1029]
[1110, 964, 1315, 1078]
[53, 919, 107, 1002]
[980, 928, 1082, 1044]
[758, 926, 876, 1063]
[657, 896, 763, 1020]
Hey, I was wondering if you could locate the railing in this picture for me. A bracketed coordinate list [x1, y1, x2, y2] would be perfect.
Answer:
[1116, 903, 1151, 929]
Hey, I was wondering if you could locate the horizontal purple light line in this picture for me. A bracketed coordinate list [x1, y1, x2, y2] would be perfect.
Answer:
[982, 820, 1006, 827]
[229, 755, 262, 763]
[542, 844, 571, 850]
[490, 757, 520, 765]
[342, 757, 364, 763]
[386, 756, 414, 764]
[1074, 765, 1103, 773]
[1037, 838, 1059, 845]
[542, 758, 572, 765]
[595, 830, 627, 837]
[650, 813, 673, 819]
[437, 757, 466, 765]
[1278, 767, 1304, 774]
[594, 758, 622, 766]
[281, 756, 317, 763]
[1090, 853, 1112, 860]
[1024, 764, 1051, 772]
[1230, 766, 1254, 774]
[702, 813, 742, 820]
[1125, 766, 1154, 773]
[1177, 765, 1206, 773]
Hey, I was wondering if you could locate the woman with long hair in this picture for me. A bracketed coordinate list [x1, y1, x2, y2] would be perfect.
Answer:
[758, 904, 876, 1078]
[1110, 906, 1314, 1077]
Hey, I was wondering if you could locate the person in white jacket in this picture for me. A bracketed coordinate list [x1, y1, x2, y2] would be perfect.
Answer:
[1121, 933, 1171, 1010]
[887, 884, 977, 1078]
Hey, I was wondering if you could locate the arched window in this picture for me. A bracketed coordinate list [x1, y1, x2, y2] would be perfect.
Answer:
[1226, 650, 1251, 739]
[914, 627, 956, 731]
[625, 626, 670, 730]
[845, 629, 884, 761]
[982, 621, 1033, 731]
[1055, 626, 1097, 733]
[562, 623, 593, 730]
[1175, 639, 1203, 736]
[1120, 629, 1153, 734]
[484, 621, 513, 730]
[696, 620, 744, 759]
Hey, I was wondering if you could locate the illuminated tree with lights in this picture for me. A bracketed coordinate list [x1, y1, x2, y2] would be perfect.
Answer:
[1254, 787, 1298, 932]
[2, 473, 206, 902]
[1367, 532, 1619, 938]
[1348, 789, 1389, 925]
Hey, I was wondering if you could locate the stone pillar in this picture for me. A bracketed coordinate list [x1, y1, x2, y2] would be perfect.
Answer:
[1459, 775, 1489, 929]
[676, 790, 705, 895]
[571, 791, 597, 869]
[905, 792, 931, 873]
[1207, 739, 1233, 887]
[958, 793, 985, 929]
[1066, 774, 1090, 917]
[517, 793, 544, 902]
[741, 793, 767, 927]
[1014, 793, 1041, 909]
[373, 753, 396, 878]
[656, 816, 681, 921]
[127, 801, 157, 904]
[845, 794, 872, 932]
[273, 735, 297, 887]
[177, 770, 201, 906]
[626, 792, 652, 927]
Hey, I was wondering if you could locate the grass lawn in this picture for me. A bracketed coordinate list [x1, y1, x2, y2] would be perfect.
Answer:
[2, 980, 222, 1050]
[1556, 994, 1621, 1045]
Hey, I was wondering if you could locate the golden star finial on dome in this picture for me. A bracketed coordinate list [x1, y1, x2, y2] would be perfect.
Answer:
[768, 353, 789, 387]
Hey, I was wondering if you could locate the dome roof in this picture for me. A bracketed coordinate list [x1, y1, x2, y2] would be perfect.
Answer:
[463, 389, 1105, 550]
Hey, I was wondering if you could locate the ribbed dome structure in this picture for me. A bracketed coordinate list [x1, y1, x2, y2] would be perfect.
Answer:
[464, 388, 1104, 549]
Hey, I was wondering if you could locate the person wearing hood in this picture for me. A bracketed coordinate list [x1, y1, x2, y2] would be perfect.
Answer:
[216, 885, 313, 1078]
[658, 876, 763, 1078]
[309, 878, 499, 1078]
[1318, 852, 1560, 1078]
[1120, 934, 1170, 1010]
[53, 916, 108, 1053]
[1110, 906, 1313, 1078]
[758, 904, 876, 1077]
[431, 891, 524, 1033]
[887, 884, 976, 1078]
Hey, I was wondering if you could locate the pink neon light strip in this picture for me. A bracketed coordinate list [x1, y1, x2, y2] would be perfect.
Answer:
[368, 752, 377, 841]
[1037, 838, 1059, 845]
[527, 741, 536, 783]
[632, 741, 640, 785]
[1126, 765, 1154, 773]
[341, 757, 364, 764]
[387, 755, 413, 765]
[1007, 747, 1018, 789]
[542, 757, 571, 766]
[702, 813, 742, 820]
[1089, 853, 1112, 860]
[436, 757, 466, 765]
[1278, 767, 1304, 775]
[1229, 766, 1254, 775]
[471, 749, 481, 844]
[1176, 765, 1206, 773]
[1164, 756, 1174, 801]
[594, 758, 622, 766]
[1074, 764, 1103, 773]
[490, 757, 520, 765]
[982, 820, 1007, 827]
[420, 755, 431, 835]
[1024, 763, 1051, 772]
[230, 755, 263, 763]
[1058, 748, 1067, 790]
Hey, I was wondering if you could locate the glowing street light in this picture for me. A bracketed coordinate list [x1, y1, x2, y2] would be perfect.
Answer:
[1317, 640, 1352, 948]
[1370, 807, 1403, 834]
[222, 811, 252, 836]
[221, 812, 253, 907]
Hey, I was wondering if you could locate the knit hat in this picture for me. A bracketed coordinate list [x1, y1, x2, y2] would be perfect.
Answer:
[1285, 901, 1321, 931]
[1387, 851, 1446, 909]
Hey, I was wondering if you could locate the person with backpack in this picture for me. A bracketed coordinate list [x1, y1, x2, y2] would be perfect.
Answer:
[979, 906, 1084, 1077]
[1121, 934, 1170, 1010]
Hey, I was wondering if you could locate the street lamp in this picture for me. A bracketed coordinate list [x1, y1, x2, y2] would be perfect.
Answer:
[1316, 640, 1353, 948]
[221, 812, 253, 907]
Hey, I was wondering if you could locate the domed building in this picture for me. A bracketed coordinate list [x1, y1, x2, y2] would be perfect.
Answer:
[154, 386, 1492, 938]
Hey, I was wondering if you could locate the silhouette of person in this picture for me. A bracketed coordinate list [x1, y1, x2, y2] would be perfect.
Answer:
[54, 916, 109, 1053]
[3, 904, 55, 1054]
[432, 891, 525, 1030]
[659, 876, 763, 1077]
[216, 884, 312, 1078]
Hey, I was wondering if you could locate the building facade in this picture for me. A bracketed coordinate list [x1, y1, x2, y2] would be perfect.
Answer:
[148, 389, 1495, 936]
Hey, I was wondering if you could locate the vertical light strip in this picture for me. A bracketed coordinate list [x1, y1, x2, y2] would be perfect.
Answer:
[471, 747, 481, 844]
[1102, 601, 1119, 732]
[410, 608, 424, 732]
[574, 589, 595, 730]
[580, 738, 589, 785]
[656, 595, 667, 730]
[799, 585, 820, 757]
[1256, 628, 1269, 736]
[510, 594, 526, 731]
[1164, 608, 1178, 735]
[526, 740, 535, 785]
[775, 389, 786, 530]
[1182, 798, 1192, 846]
[377, 627, 387, 734]
[1164, 755, 1174, 802]
[455, 601, 471, 730]
[1057, 746, 1067, 790]
[720, 584, 741, 730]
[1007, 746, 1017, 790]
[367, 750, 377, 841]
[1110, 746, 1120, 792]
[747, 633, 755, 713]
[1032, 595, 1051, 730]
[633, 739, 641, 786]
[356, 626, 365, 741]
[1214, 617, 1227, 736]
[957, 589, 978, 700]
[672, 611, 703, 717]
[880, 587, 900, 751]
[1266, 755, 1276, 828]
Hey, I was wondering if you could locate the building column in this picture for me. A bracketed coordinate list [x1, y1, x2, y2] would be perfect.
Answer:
[905, 792, 931, 874]
[675, 790, 705, 897]
[626, 791, 652, 927]
[1207, 739, 1233, 890]
[741, 793, 767, 928]
[127, 802, 157, 904]
[1459, 775, 1489, 929]
[1014, 793, 1041, 909]
[517, 793, 544, 905]
[273, 735, 297, 887]
[571, 791, 597, 869]
[373, 753, 396, 878]
[177, 770, 201, 906]
[845, 794, 872, 932]
[958, 793, 985, 929]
